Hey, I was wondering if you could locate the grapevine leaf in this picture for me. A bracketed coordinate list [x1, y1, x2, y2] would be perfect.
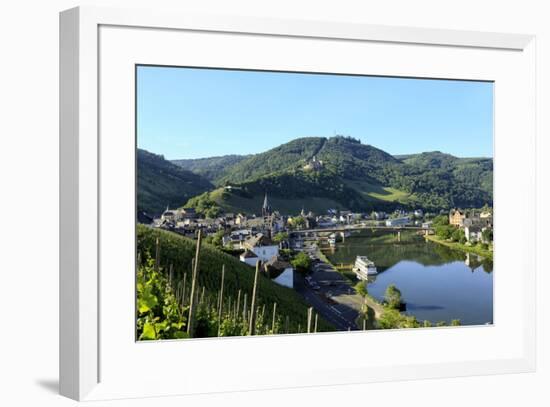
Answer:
[140, 322, 157, 340]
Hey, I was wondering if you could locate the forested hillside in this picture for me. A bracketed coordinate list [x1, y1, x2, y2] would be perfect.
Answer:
[137, 149, 213, 215]
[172, 154, 249, 181]
[171, 136, 493, 215]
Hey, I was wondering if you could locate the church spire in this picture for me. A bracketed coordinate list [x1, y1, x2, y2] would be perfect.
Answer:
[262, 192, 272, 217]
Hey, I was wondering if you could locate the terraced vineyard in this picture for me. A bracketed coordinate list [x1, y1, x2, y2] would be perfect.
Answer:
[136, 225, 334, 339]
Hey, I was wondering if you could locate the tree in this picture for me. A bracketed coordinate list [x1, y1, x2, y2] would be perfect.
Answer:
[290, 216, 306, 230]
[384, 284, 402, 309]
[272, 232, 289, 244]
[204, 230, 224, 247]
[451, 227, 464, 242]
[354, 281, 368, 297]
[451, 319, 461, 326]
[378, 308, 420, 329]
[432, 215, 449, 226]
[291, 252, 311, 273]
[435, 225, 454, 240]
[482, 228, 493, 243]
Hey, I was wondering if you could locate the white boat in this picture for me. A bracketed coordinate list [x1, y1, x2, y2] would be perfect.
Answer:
[352, 256, 378, 280]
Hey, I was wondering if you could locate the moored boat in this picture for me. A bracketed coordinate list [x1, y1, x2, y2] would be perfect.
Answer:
[352, 255, 378, 280]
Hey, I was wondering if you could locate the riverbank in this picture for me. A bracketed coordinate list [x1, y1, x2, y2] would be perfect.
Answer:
[317, 246, 357, 282]
[314, 245, 387, 329]
[425, 235, 493, 260]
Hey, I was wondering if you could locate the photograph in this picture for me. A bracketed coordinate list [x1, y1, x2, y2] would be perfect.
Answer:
[136, 65, 494, 340]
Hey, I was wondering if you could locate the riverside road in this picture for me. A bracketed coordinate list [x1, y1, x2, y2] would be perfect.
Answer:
[294, 242, 362, 331]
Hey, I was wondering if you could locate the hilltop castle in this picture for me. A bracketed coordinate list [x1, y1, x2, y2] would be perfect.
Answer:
[303, 155, 324, 171]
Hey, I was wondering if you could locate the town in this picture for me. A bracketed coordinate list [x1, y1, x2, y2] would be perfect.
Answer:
[144, 193, 494, 299]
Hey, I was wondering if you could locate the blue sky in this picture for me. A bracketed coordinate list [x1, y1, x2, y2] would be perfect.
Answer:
[137, 66, 493, 160]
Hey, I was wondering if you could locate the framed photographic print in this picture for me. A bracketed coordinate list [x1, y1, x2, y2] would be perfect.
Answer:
[60, 6, 537, 401]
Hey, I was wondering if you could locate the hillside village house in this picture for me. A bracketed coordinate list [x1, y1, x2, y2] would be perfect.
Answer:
[450, 208, 493, 226]
[235, 213, 247, 226]
[448, 208, 493, 244]
[160, 206, 198, 223]
[449, 208, 483, 227]
[263, 256, 294, 288]
[372, 211, 387, 220]
[240, 233, 279, 262]
[464, 225, 483, 242]
[239, 249, 259, 266]
[223, 229, 252, 247]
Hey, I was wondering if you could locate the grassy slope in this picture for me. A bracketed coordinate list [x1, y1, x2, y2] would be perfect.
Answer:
[425, 234, 493, 260]
[344, 180, 418, 204]
[209, 187, 346, 215]
[137, 225, 335, 332]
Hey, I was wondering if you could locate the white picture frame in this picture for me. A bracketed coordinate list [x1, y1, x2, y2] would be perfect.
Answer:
[60, 6, 537, 401]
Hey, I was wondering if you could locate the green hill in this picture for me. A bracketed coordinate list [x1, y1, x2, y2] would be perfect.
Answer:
[137, 225, 334, 338]
[171, 154, 249, 181]
[137, 149, 214, 215]
[215, 137, 327, 185]
[165, 137, 493, 215]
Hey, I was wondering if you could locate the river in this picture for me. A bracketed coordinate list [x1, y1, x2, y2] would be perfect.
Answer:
[323, 230, 493, 326]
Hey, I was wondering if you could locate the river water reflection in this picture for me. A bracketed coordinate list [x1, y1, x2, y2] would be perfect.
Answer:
[324, 230, 493, 325]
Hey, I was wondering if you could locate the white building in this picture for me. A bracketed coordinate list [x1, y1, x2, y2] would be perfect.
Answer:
[264, 256, 294, 288]
[422, 221, 433, 229]
[464, 225, 483, 242]
[240, 233, 279, 262]
[239, 250, 259, 267]
[273, 268, 294, 288]
[372, 211, 387, 220]
[251, 245, 279, 262]
[385, 217, 410, 227]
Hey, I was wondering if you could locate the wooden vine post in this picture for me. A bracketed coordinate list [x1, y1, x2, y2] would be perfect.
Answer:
[181, 272, 187, 307]
[314, 313, 318, 333]
[168, 264, 174, 289]
[186, 230, 202, 337]
[242, 293, 248, 323]
[154, 237, 160, 272]
[217, 264, 225, 336]
[248, 260, 261, 335]
[271, 302, 277, 333]
[236, 289, 241, 320]
[307, 307, 313, 333]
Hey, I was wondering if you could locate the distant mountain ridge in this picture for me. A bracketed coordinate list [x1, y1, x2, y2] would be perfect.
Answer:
[172, 154, 250, 181]
[140, 136, 492, 216]
[137, 149, 214, 215]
